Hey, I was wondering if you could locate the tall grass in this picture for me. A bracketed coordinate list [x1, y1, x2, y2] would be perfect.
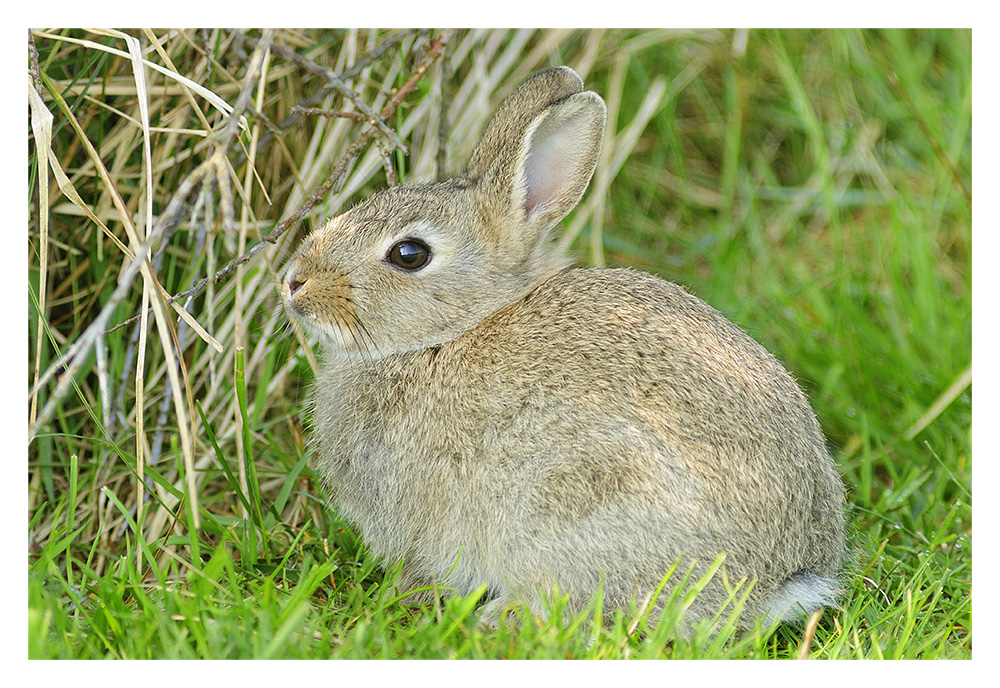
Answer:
[28, 28, 970, 659]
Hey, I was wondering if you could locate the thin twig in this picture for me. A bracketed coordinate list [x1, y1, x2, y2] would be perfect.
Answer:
[265, 39, 407, 153]
[28, 29, 43, 96]
[228, 29, 417, 166]
[292, 106, 367, 122]
[378, 140, 398, 187]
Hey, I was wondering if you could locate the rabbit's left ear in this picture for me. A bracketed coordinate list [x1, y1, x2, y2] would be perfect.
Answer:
[468, 67, 607, 246]
[513, 92, 606, 234]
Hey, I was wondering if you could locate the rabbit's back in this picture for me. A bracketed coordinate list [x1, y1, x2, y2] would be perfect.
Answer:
[311, 267, 846, 625]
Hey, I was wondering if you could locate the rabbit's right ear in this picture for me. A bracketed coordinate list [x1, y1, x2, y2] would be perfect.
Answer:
[468, 67, 607, 250]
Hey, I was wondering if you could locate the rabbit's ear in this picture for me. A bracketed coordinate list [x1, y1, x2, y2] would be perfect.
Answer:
[468, 67, 606, 245]
[515, 92, 606, 230]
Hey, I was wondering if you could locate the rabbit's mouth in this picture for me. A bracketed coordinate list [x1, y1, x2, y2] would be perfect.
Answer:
[281, 266, 376, 358]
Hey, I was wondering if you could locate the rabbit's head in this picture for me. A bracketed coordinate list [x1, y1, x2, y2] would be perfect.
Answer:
[282, 67, 606, 359]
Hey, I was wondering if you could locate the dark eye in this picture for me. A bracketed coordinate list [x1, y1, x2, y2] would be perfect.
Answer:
[386, 239, 431, 271]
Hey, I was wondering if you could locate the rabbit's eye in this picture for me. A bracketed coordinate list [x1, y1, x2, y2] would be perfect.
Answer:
[387, 239, 431, 271]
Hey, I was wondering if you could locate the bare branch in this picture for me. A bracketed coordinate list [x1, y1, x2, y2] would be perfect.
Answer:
[228, 29, 418, 165]
[265, 38, 407, 153]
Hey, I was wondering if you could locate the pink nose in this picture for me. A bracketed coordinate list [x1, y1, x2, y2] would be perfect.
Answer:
[288, 279, 305, 295]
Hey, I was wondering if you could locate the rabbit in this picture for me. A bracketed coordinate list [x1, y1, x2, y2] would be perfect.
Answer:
[281, 66, 847, 633]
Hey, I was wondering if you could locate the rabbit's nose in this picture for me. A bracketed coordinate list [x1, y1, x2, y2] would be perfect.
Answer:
[288, 277, 306, 295]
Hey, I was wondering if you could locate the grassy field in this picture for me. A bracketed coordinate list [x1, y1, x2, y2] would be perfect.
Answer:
[27, 29, 971, 660]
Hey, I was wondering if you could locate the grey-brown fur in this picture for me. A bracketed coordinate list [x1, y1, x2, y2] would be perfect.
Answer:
[281, 66, 847, 631]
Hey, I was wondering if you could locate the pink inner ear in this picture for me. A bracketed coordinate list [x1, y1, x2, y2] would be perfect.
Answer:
[522, 111, 588, 220]
[524, 171, 563, 218]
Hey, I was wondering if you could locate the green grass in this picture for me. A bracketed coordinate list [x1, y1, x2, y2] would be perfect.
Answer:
[28, 29, 970, 659]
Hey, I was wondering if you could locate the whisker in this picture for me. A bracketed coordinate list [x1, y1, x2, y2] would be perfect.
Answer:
[341, 303, 382, 364]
